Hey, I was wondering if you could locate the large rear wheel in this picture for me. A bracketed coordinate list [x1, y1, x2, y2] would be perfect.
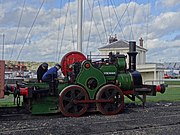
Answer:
[96, 84, 124, 115]
[59, 85, 89, 117]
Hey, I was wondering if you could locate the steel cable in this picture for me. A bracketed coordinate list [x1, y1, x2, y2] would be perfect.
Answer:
[145, 0, 150, 49]
[107, 0, 113, 34]
[111, 0, 131, 37]
[97, 0, 108, 41]
[55, 0, 63, 62]
[86, 0, 95, 54]
[86, 0, 103, 46]
[16, 0, 45, 61]
[69, 3, 75, 51]
[125, 0, 134, 40]
[58, 0, 70, 62]
[10, 0, 26, 60]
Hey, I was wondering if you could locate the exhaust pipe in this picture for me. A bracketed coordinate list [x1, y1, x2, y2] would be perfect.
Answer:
[127, 41, 138, 72]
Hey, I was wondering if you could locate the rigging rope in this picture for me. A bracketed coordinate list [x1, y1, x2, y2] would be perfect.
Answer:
[145, 0, 150, 49]
[10, 0, 26, 60]
[87, 0, 103, 45]
[86, 0, 95, 54]
[111, 0, 131, 37]
[69, 2, 75, 51]
[83, 0, 86, 50]
[131, 0, 137, 39]
[55, 0, 63, 62]
[58, 0, 70, 62]
[107, 0, 113, 34]
[125, 0, 134, 40]
[16, 0, 45, 61]
[110, 0, 126, 39]
[97, 0, 108, 41]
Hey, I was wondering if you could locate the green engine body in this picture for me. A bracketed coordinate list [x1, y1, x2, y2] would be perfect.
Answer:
[75, 57, 133, 99]
[4, 43, 166, 116]
[21, 53, 134, 115]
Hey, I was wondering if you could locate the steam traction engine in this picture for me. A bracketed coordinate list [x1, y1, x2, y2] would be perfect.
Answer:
[2, 41, 166, 117]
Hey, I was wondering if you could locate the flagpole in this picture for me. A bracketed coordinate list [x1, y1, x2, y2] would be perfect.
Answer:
[77, 0, 83, 52]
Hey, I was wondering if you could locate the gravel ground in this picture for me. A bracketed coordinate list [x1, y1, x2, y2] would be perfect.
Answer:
[0, 101, 180, 135]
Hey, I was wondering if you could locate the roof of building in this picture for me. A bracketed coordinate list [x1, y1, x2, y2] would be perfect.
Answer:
[98, 40, 147, 51]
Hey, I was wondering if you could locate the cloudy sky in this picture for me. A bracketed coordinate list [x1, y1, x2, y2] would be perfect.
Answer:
[0, 0, 179, 63]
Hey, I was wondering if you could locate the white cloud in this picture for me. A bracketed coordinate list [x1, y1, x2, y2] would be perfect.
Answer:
[146, 38, 180, 62]
[156, 0, 180, 8]
[149, 12, 180, 39]
[0, 1, 179, 63]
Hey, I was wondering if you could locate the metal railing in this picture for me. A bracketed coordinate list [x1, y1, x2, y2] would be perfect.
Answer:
[144, 80, 165, 85]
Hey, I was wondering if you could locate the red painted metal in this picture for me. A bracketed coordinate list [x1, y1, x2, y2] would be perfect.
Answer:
[156, 84, 165, 93]
[156, 85, 161, 93]
[20, 87, 28, 97]
[0, 60, 5, 98]
[123, 90, 134, 95]
[61, 51, 86, 76]
[85, 63, 90, 69]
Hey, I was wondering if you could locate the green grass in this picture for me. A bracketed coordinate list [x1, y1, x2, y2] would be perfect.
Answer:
[0, 95, 17, 107]
[1, 86, 180, 107]
[146, 87, 180, 102]
[164, 80, 180, 85]
[141, 79, 180, 103]
[125, 87, 180, 103]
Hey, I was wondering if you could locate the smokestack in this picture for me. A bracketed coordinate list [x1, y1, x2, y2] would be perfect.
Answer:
[127, 41, 138, 72]
[139, 37, 143, 47]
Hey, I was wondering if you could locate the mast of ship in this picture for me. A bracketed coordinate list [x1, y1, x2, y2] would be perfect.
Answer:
[77, 0, 83, 52]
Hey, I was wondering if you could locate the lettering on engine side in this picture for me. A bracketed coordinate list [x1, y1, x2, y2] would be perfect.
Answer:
[104, 72, 116, 75]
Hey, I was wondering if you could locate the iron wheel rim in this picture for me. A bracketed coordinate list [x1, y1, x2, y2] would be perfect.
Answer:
[59, 85, 89, 117]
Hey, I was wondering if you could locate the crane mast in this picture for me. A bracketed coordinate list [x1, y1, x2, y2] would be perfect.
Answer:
[77, 0, 83, 52]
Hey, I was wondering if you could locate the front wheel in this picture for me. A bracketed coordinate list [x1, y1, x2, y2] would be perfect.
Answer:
[96, 84, 124, 115]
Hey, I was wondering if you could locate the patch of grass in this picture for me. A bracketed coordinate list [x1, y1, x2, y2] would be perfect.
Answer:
[1, 86, 180, 107]
[0, 95, 17, 107]
[164, 80, 180, 85]
[125, 87, 180, 103]
[146, 87, 180, 102]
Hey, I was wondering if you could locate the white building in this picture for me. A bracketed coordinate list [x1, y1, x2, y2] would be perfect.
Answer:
[98, 38, 164, 84]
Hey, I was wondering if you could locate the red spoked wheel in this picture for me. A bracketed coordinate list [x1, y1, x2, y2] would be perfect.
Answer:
[59, 85, 89, 117]
[61, 51, 86, 76]
[96, 84, 124, 115]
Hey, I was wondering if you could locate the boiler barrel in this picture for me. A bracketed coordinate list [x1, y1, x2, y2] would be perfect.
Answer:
[117, 73, 133, 90]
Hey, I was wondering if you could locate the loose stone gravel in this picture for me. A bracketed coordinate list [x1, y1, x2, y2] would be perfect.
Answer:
[0, 101, 180, 135]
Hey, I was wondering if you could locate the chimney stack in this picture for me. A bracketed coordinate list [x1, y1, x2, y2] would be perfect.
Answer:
[127, 41, 138, 72]
[139, 37, 143, 47]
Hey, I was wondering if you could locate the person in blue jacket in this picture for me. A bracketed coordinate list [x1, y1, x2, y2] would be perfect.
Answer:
[42, 63, 61, 82]
[42, 63, 61, 95]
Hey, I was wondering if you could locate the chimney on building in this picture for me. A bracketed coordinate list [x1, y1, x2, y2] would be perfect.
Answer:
[109, 34, 118, 44]
[109, 35, 113, 43]
[139, 37, 143, 47]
